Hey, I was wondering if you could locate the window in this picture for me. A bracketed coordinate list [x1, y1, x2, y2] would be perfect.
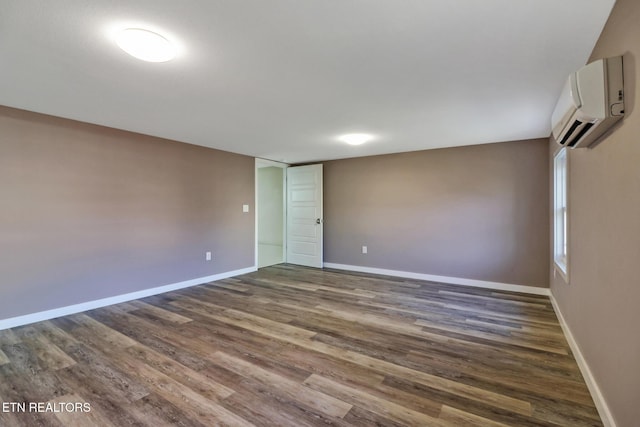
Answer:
[554, 148, 568, 279]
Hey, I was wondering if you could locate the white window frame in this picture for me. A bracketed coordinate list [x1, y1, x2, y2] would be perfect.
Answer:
[553, 148, 568, 281]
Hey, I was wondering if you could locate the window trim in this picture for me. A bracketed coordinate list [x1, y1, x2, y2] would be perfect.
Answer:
[553, 148, 569, 281]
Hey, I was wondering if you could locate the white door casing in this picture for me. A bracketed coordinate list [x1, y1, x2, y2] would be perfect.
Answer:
[255, 158, 288, 269]
[286, 164, 323, 268]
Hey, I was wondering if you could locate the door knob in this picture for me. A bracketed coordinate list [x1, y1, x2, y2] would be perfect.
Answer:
[316, 218, 321, 224]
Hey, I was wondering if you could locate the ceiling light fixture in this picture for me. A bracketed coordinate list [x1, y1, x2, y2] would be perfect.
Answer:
[337, 133, 375, 146]
[115, 28, 176, 62]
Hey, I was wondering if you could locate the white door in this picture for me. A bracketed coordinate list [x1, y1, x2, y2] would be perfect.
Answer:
[286, 164, 323, 268]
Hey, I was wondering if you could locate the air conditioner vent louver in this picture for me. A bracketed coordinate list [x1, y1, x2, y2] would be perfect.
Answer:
[559, 120, 584, 145]
[567, 122, 594, 147]
[551, 56, 624, 149]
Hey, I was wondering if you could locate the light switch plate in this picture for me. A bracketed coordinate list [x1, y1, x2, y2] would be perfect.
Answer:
[243, 204, 249, 213]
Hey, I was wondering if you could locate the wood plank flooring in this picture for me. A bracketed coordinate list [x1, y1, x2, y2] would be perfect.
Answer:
[0, 265, 602, 426]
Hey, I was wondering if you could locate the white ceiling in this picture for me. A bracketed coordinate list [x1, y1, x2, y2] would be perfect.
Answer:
[0, 1, 615, 163]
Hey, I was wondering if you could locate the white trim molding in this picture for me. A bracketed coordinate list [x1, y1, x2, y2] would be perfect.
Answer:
[323, 263, 550, 296]
[549, 293, 617, 427]
[0, 266, 257, 331]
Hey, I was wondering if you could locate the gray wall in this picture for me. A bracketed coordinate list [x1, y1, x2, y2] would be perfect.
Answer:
[323, 138, 550, 288]
[0, 106, 255, 320]
[549, 0, 640, 425]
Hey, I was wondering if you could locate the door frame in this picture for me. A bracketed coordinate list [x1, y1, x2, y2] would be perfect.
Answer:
[255, 158, 289, 269]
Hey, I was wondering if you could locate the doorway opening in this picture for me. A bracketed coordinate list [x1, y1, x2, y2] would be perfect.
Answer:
[255, 159, 287, 268]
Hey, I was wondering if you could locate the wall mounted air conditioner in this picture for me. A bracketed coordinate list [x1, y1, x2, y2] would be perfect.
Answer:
[551, 56, 624, 148]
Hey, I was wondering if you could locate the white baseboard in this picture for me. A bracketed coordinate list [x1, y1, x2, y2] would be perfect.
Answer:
[549, 293, 616, 427]
[0, 266, 257, 331]
[323, 263, 550, 296]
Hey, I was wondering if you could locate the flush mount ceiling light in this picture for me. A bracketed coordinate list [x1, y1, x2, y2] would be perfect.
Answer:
[115, 28, 176, 62]
[337, 133, 375, 146]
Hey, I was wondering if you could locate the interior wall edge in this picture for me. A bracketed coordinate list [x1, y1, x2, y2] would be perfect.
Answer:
[323, 263, 550, 296]
[549, 292, 617, 427]
[0, 265, 257, 331]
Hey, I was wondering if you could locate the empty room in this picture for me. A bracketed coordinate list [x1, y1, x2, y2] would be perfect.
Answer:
[0, 1, 638, 426]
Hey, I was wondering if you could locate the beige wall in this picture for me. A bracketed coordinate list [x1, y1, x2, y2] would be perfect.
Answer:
[550, 0, 640, 425]
[323, 138, 550, 288]
[0, 106, 255, 321]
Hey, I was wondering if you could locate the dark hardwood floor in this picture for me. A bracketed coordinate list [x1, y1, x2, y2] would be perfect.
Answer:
[0, 265, 602, 426]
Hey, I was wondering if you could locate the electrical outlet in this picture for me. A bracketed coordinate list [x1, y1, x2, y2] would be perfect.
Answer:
[362, 246, 368, 254]
[206, 251, 212, 261]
